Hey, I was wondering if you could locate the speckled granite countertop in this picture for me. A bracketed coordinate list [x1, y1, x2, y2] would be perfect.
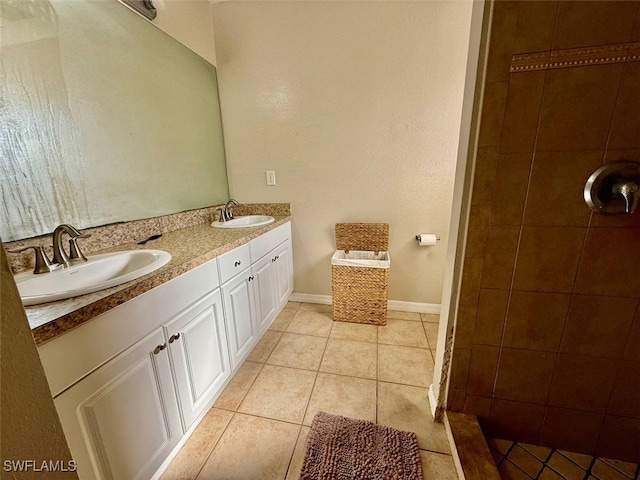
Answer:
[26, 214, 291, 346]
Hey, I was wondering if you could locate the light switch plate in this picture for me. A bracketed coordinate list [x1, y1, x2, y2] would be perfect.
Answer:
[266, 171, 276, 186]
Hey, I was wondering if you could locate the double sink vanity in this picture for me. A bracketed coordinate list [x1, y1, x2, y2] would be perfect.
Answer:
[14, 205, 293, 480]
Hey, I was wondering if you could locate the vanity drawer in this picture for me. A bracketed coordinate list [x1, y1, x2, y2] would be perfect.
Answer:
[217, 244, 251, 284]
[250, 222, 291, 262]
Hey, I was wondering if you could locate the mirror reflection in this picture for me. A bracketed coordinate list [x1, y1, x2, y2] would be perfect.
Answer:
[0, 0, 229, 242]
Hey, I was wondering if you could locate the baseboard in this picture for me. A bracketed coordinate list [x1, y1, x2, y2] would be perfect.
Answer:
[387, 300, 441, 314]
[288, 293, 333, 305]
[289, 293, 441, 314]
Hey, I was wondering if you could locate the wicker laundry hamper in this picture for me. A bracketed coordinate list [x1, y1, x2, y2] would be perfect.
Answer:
[331, 223, 390, 325]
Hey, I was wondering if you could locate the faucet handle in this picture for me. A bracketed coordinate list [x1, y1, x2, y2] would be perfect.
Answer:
[585, 160, 640, 215]
[214, 206, 226, 222]
[6, 245, 55, 274]
[69, 233, 91, 263]
[613, 181, 639, 214]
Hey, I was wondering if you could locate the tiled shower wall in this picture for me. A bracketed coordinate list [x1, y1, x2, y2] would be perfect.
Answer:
[448, 0, 640, 463]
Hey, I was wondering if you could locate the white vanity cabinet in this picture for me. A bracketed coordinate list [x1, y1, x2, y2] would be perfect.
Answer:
[251, 239, 293, 334]
[55, 290, 231, 480]
[220, 266, 259, 371]
[273, 239, 293, 310]
[163, 289, 229, 431]
[252, 252, 279, 334]
[217, 221, 294, 369]
[38, 221, 293, 480]
[40, 260, 225, 480]
[54, 328, 183, 480]
[217, 243, 260, 371]
[250, 223, 294, 334]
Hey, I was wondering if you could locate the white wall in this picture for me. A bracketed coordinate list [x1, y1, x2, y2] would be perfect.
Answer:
[212, 1, 473, 305]
[138, 0, 217, 65]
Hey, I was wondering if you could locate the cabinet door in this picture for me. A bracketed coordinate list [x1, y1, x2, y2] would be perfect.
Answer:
[253, 254, 278, 334]
[221, 270, 258, 371]
[164, 289, 230, 431]
[273, 240, 293, 309]
[55, 329, 181, 480]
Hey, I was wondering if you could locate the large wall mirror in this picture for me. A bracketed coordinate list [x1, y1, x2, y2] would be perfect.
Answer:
[0, 0, 229, 242]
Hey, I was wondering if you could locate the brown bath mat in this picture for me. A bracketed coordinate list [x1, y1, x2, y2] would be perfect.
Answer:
[300, 412, 423, 480]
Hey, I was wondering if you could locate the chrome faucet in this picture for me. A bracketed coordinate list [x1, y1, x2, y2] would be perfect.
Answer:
[6, 223, 90, 274]
[221, 199, 239, 222]
[52, 224, 90, 267]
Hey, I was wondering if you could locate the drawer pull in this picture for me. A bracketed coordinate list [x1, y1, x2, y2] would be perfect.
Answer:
[168, 333, 181, 343]
[153, 343, 167, 355]
[234, 260, 242, 267]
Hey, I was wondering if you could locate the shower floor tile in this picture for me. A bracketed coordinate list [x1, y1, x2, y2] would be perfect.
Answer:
[490, 438, 640, 480]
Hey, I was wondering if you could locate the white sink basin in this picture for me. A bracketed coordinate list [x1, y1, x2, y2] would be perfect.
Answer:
[14, 249, 171, 306]
[211, 215, 275, 229]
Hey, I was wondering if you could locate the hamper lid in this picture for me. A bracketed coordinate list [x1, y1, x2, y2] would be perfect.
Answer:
[335, 223, 389, 252]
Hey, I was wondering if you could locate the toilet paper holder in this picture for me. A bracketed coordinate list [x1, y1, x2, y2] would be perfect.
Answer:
[415, 234, 440, 246]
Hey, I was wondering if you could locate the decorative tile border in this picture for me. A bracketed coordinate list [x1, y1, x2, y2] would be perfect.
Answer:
[511, 42, 640, 73]
[434, 326, 455, 422]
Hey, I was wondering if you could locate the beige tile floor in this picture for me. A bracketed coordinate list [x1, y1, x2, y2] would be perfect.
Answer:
[161, 302, 458, 480]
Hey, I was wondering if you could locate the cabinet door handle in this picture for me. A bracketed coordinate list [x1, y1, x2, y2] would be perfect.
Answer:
[234, 260, 242, 267]
[272, 257, 276, 262]
[275, 255, 279, 260]
[153, 343, 167, 355]
[168, 333, 181, 343]
[248, 275, 254, 282]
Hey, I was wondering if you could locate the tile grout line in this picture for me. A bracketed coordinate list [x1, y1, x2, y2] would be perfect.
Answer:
[421, 320, 436, 362]
[262, 334, 436, 388]
[231, 356, 268, 412]
[488, 1, 562, 439]
[501, 458, 532, 479]
[583, 454, 598, 480]
[192, 411, 237, 480]
[282, 424, 304, 480]
[298, 319, 333, 429]
[230, 304, 302, 414]
[489, 55, 552, 423]
[223, 410, 307, 428]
